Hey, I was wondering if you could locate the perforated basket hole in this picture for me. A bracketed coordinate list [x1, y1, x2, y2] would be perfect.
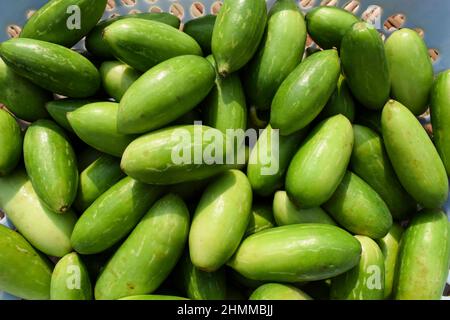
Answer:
[170, 3, 185, 20]
[26, 10, 36, 19]
[120, 0, 136, 7]
[421, 120, 433, 137]
[109, 13, 121, 19]
[145, 0, 158, 3]
[362, 5, 382, 29]
[6, 25, 21, 38]
[414, 28, 425, 38]
[321, 0, 338, 6]
[429, 48, 440, 63]
[191, 2, 206, 18]
[128, 9, 141, 14]
[211, 1, 223, 15]
[343, 0, 360, 14]
[106, 0, 116, 11]
[149, 6, 162, 13]
[300, 0, 317, 9]
[384, 13, 406, 32]
[306, 34, 317, 49]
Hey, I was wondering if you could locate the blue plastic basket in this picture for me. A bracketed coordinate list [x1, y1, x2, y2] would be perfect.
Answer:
[0, 0, 449, 300]
[1, 0, 449, 71]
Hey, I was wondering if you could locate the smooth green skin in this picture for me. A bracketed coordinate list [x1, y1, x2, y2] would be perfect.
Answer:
[0, 38, 100, 98]
[104, 19, 202, 72]
[183, 15, 216, 54]
[317, 76, 356, 123]
[385, 29, 433, 116]
[227, 224, 361, 282]
[212, 0, 267, 76]
[20, 0, 106, 47]
[0, 225, 52, 300]
[247, 125, 307, 197]
[394, 209, 450, 300]
[285, 115, 353, 208]
[86, 13, 181, 59]
[355, 108, 382, 134]
[376, 223, 404, 299]
[270, 49, 341, 135]
[243, 0, 306, 110]
[331, 235, 385, 300]
[121, 125, 232, 185]
[431, 70, 450, 176]
[245, 203, 275, 237]
[73, 154, 125, 212]
[118, 55, 215, 134]
[71, 177, 163, 254]
[100, 61, 141, 102]
[382, 100, 449, 208]
[341, 22, 390, 110]
[50, 252, 92, 300]
[177, 253, 227, 300]
[24, 120, 79, 213]
[46, 99, 97, 132]
[250, 283, 312, 300]
[306, 6, 359, 49]
[351, 125, 416, 220]
[0, 57, 50, 121]
[273, 191, 336, 226]
[68, 102, 137, 157]
[190, 170, 252, 271]
[0, 109, 22, 176]
[120, 295, 188, 300]
[203, 55, 247, 133]
[323, 171, 393, 239]
[0, 170, 76, 257]
[95, 194, 190, 300]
